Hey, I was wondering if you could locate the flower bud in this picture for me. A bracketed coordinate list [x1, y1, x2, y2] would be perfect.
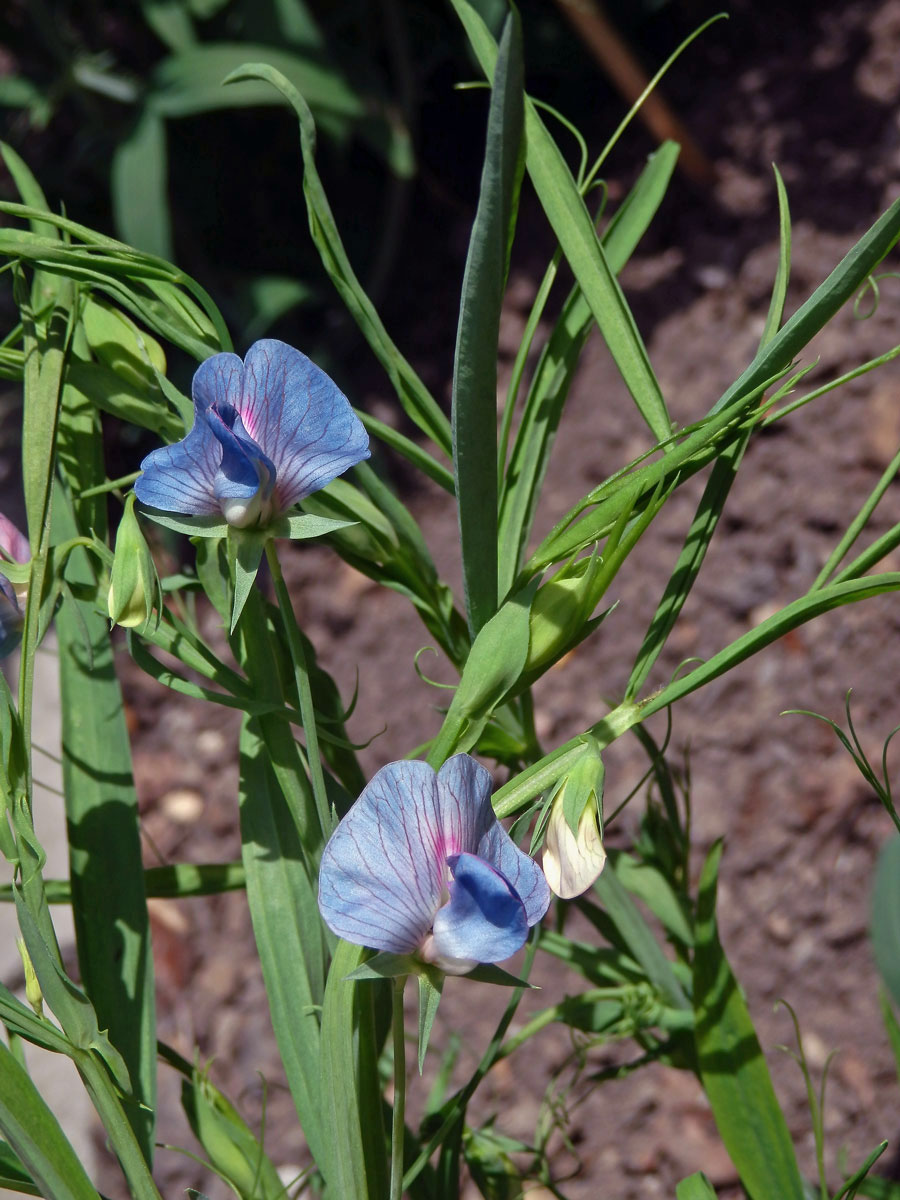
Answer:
[108, 493, 161, 629]
[525, 549, 605, 676]
[543, 745, 606, 899]
[16, 937, 43, 1016]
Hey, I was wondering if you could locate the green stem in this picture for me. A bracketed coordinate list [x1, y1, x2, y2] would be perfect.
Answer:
[76, 1052, 162, 1200]
[390, 975, 408, 1200]
[264, 541, 331, 837]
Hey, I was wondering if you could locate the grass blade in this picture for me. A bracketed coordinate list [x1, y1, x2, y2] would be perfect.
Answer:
[498, 142, 679, 593]
[0, 1042, 101, 1200]
[452, 10, 524, 635]
[111, 112, 173, 260]
[694, 842, 804, 1200]
[450, 0, 671, 444]
[319, 941, 389, 1198]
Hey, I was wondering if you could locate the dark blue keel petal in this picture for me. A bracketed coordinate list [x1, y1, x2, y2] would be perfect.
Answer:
[431, 853, 528, 964]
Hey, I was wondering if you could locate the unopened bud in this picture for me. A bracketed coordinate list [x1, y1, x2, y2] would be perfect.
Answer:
[525, 550, 605, 676]
[16, 937, 43, 1016]
[108, 493, 160, 629]
[543, 744, 606, 899]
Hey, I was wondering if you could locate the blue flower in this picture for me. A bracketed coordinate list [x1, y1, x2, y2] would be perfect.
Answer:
[0, 576, 22, 659]
[0, 515, 28, 659]
[134, 339, 370, 528]
[318, 755, 551, 974]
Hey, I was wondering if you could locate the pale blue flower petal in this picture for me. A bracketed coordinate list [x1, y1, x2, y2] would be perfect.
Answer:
[192, 351, 244, 415]
[431, 853, 528, 963]
[134, 415, 221, 515]
[435, 754, 495, 856]
[239, 340, 370, 510]
[318, 760, 445, 954]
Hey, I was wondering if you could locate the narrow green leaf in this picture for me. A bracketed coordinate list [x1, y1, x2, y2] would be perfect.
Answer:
[0, 1043, 101, 1200]
[611, 852, 693, 947]
[693, 842, 804, 1200]
[147, 44, 366, 120]
[626, 166, 793, 698]
[496, 142, 679, 594]
[759, 166, 792, 346]
[222, 63, 451, 455]
[111, 112, 173, 260]
[56, 598, 157, 1160]
[832, 1143, 889, 1200]
[0, 1136, 41, 1196]
[593, 866, 688, 1010]
[452, 9, 524, 635]
[712, 192, 900, 416]
[871, 834, 900, 1008]
[320, 940, 389, 1198]
[238, 716, 327, 1168]
[54, 360, 157, 1160]
[418, 971, 443, 1074]
[449, 0, 671, 444]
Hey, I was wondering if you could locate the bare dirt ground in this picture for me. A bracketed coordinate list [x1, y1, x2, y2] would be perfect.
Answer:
[7, 0, 900, 1196]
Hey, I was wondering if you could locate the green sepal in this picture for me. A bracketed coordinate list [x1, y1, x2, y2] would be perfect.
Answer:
[344, 952, 419, 981]
[269, 512, 357, 540]
[139, 509, 229, 538]
[418, 970, 444, 1074]
[344, 950, 533, 991]
[462, 963, 535, 988]
[561, 737, 604, 838]
[226, 525, 266, 633]
[137, 507, 355, 543]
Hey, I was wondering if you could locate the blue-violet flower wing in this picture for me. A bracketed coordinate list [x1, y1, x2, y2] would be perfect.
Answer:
[318, 760, 445, 954]
[236, 340, 370, 510]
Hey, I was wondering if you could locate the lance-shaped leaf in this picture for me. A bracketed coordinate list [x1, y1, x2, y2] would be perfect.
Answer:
[694, 842, 805, 1200]
[452, 9, 524, 635]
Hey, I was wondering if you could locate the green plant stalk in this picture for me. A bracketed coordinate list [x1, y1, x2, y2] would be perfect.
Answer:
[497, 246, 562, 474]
[265, 540, 331, 837]
[812, 440, 900, 589]
[390, 976, 407, 1200]
[75, 1052, 162, 1200]
[403, 935, 538, 1191]
[493, 571, 900, 818]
